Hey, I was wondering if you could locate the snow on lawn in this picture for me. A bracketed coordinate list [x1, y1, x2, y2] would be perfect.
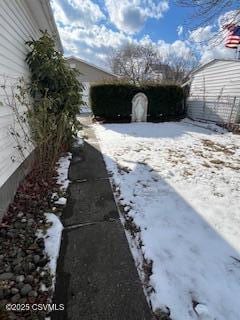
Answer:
[94, 120, 240, 320]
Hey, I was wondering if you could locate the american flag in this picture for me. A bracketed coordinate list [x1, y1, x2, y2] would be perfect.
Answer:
[225, 24, 240, 48]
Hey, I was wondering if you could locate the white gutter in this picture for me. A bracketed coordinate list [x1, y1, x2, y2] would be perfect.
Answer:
[181, 80, 191, 88]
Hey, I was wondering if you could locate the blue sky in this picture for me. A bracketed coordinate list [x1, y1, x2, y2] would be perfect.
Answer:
[133, 2, 192, 43]
[51, 0, 239, 68]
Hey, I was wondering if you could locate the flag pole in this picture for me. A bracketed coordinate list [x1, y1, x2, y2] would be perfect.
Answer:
[237, 45, 240, 60]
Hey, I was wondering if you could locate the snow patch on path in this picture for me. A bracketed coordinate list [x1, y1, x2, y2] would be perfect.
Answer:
[94, 120, 240, 320]
[43, 213, 63, 282]
[57, 152, 72, 190]
[37, 212, 63, 293]
[39, 152, 71, 292]
[54, 197, 67, 206]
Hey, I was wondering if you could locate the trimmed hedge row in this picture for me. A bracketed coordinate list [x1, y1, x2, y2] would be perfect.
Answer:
[90, 83, 185, 121]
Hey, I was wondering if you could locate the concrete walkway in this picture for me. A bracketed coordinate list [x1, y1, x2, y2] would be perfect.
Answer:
[52, 115, 152, 320]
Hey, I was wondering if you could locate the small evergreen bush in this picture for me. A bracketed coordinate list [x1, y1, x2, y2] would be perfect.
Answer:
[90, 83, 184, 121]
[26, 30, 83, 141]
[20, 30, 84, 177]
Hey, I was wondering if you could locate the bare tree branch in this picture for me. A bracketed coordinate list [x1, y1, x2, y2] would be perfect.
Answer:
[109, 43, 197, 85]
[162, 52, 198, 84]
[175, 0, 239, 29]
[109, 43, 160, 84]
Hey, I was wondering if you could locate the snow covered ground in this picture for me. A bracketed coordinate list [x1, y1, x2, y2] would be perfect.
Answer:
[94, 120, 240, 320]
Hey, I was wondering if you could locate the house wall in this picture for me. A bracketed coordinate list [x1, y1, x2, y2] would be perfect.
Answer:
[0, 0, 61, 218]
[82, 82, 90, 105]
[187, 60, 240, 123]
[68, 58, 116, 106]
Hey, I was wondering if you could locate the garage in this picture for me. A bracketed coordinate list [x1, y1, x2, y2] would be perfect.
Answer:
[66, 56, 117, 107]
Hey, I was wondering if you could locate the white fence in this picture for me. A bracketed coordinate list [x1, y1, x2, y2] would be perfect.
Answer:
[187, 95, 240, 124]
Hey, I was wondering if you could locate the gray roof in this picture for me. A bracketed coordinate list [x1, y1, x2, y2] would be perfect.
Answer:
[66, 56, 117, 77]
[150, 63, 172, 73]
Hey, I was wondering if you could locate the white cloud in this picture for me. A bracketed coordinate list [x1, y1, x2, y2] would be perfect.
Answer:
[155, 39, 193, 62]
[55, 22, 133, 67]
[59, 24, 131, 50]
[137, 35, 194, 62]
[57, 22, 193, 69]
[52, 0, 190, 68]
[51, 1, 238, 70]
[51, 0, 69, 25]
[189, 26, 214, 44]
[51, 0, 171, 67]
[51, 0, 105, 28]
[68, 0, 105, 25]
[104, 0, 169, 34]
[187, 12, 239, 65]
[199, 46, 234, 64]
[177, 25, 183, 36]
[218, 10, 240, 28]
[145, 0, 169, 17]
[51, 0, 126, 66]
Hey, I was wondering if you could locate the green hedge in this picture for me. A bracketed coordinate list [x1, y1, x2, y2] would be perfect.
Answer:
[90, 83, 184, 121]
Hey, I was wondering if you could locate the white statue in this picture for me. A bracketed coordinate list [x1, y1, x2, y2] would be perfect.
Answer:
[131, 92, 148, 122]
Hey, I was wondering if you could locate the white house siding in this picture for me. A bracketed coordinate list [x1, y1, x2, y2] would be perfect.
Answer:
[0, 0, 61, 217]
[187, 60, 240, 124]
[67, 57, 117, 108]
[81, 82, 90, 105]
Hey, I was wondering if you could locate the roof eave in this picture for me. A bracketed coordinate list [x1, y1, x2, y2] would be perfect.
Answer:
[191, 58, 240, 76]
[66, 56, 118, 77]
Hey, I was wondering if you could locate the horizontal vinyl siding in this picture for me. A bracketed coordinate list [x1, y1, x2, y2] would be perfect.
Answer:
[189, 61, 240, 97]
[0, 0, 41, 188]
[82, 82, 90, 105]
[187, 61, 240, 123]
[0, 76, 34, 188]
[187, 97, 240, 123]
[68, 59, 116, 82]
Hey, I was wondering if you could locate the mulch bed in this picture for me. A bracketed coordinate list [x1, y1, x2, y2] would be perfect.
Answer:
[0, 167, 63, 320]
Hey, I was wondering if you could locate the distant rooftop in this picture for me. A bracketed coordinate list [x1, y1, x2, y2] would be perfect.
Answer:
[150, 63, 172, 73]
[66, 56, 117, 77]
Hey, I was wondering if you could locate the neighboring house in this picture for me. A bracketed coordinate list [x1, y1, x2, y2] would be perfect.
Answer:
[66, 56, 117, 106]
[0, 0, 62, 218]
[185, 59, 240, 124]
[148, 63, 173, 82]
